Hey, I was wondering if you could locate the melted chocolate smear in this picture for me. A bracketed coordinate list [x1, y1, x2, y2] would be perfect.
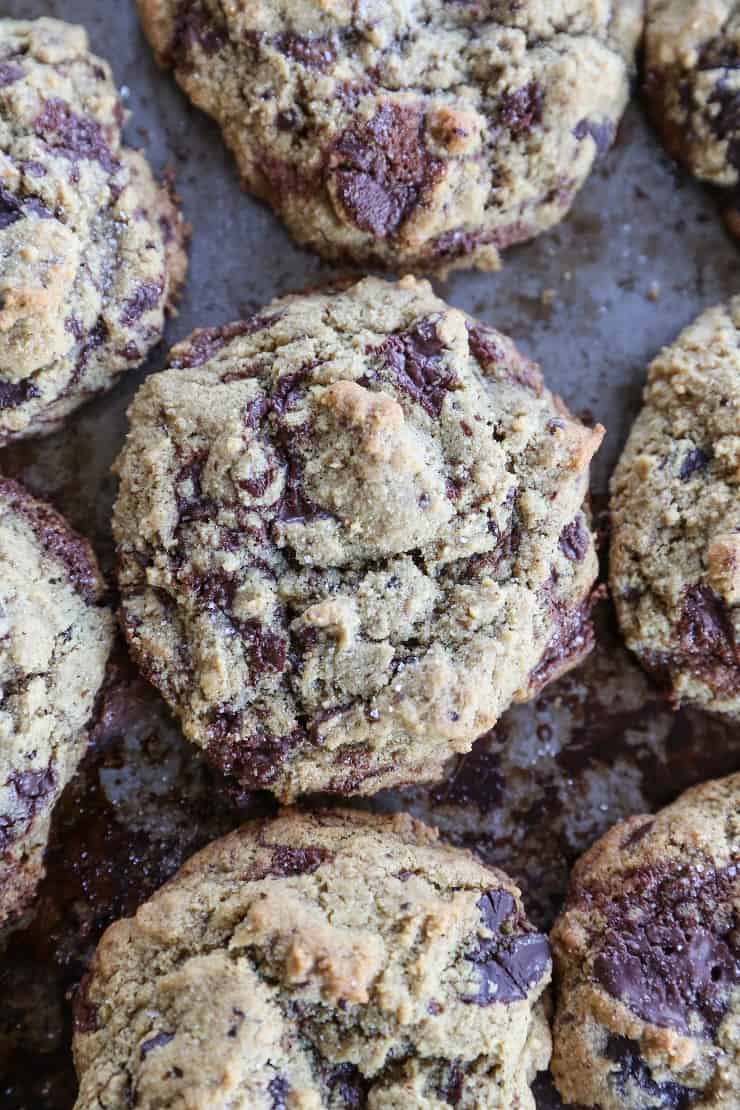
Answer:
[590, 864, 739, 1035]
[676, 585, 740, 695]
[207, 719, 306, 790]
[332, 103, 443, 238]
[439, 1060, 464, 1106]
[430, 739, 504, 813]
[169, 0, 228, 66]
[120, 279, 164, 327]
[500, 83, 543, 136]
[140, 1031, 174, 1060]
[171, 315, 278, 368]
[370, 317, 457, 417]
[464, 891, 550, 1005]
[34, 99, 118, 174]
[529, 595, 596, 693]
[606, 1036, 700, 1108]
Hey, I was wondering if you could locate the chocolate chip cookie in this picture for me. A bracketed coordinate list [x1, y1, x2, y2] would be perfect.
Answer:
[113, 276, 603, 801]
[645, 1, 740, 236]
[550, 773, 740, 1109]
[0, 17, 187, 444]
[610, 299, 740, 717]
[137, 0, 642, 273]
[73, 809, 551, 1109]
[0, 478, 114, 931]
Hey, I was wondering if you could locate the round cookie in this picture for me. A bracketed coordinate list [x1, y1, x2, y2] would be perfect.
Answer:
[610, 299, 740, 717]
[73, 809, 551, 1109]
[550, 774, 740, 1109]
[113, 275, 604, 801]
[0, 478, 114, 931]
[137, 0, 641, 273]
[645, 1, 740, 235]
[0, 17, 188, 445]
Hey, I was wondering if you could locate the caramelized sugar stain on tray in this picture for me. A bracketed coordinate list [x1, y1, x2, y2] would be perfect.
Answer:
[2, 1, 740, 1107]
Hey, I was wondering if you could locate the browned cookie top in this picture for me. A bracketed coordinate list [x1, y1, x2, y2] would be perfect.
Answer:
[137, 0, 642, 272]
[0, 477, 114, 931]
[0, 18, 187, 444]
[73, 809, 551, 1109]
[113, 276, 603, 802]
[551, 774, 739, 1109]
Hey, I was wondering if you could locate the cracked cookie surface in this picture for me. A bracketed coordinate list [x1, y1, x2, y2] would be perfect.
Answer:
[137, 0, 641, 272]
[610, 298, 740, 717]
[645, 1, 740, 235]
[0, 478, 114, 931]
[550, 773, 740, 1109]
[0, 17, 187, 444]
[113, 276, 603, 801]
[73, 808, 551, 1110]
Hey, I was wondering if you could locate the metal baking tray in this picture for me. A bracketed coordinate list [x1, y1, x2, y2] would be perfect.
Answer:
[2, 2, 740, 1107]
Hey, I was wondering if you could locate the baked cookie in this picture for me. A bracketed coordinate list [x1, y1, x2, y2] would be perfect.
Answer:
[113, 276, 604, 801]
[645, 1, 740, 235]
[137, 0, 642, 273]
[73, 809, 552, 1109]
[0, 478, 114, 930]
[610, 299, 740, 717]
[0, 17, 187, 445]
[550, 774, 740, 1109]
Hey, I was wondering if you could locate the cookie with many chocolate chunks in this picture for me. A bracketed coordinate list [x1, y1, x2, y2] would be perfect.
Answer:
[610, 298, 740, 717]
[0, 478, 114, 932]
[113, 276, 603, 802]
[551, 773, 740, 1109]
[0, 17, 187, 444]
[73, 809, 552, 1109]
[137, 0, 642, 273]
[645, 1, 740, 237]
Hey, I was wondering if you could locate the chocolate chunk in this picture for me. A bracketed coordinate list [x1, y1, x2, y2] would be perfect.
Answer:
[370, 317, 458, 416]
[34, 98, 118, 174]
[622, 820, 655, 849]
[573, 118, 616, 157]
[439, 1061, 464, 1106]
[331, 103, 442, 238]
[606, 1036, 700, 1108]
[275, 33, 335, 70]
[169, 0, 227, 66]
[500, 83, 543, 136]
[677, 585, 739, 691]
[120, 279, 164, 326]
[324, 1062, 369, 1108]
[589, 864, 739, 1035]
[0, 185, 24, 228]
[0, 61, 23, 87]
[268, 845, 329, 877]
[465, 891, 550, 1005]
[171, 316, 278, 369]
[559, 517, 590, 562]
[268, 1075, 289, 1110]
[0, 379, 41, 409]
[0, 764, 57, 849]
[679, 447, 709, 480]
[140, 1031, 174, 1059]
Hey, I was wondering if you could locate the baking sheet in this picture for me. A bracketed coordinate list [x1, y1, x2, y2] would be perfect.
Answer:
[2, 2, 740, 1107]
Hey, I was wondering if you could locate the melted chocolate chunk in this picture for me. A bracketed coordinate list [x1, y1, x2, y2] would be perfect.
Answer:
[0, 184, 24, 228]
[34, 98, 118, 174]
[0, 61, 23, 87]
[465, 891, 550, 1005]
[679, 447, 709, 480]
[530, 595, 595, 692]
[268, 845, 329, 877]
[430, 739, 503, 813]
[606, 1036, 700, 1108]
[73, 972, 100, 1035]
[268, 1075, 289, 1110]
[588, 864, 739, 1035]
[169, 0, 228, 65]
[439, 1061, 464, 1106]
[369, 317, 457, 417]
[0, 378, 41, 410]
[331, 103, 442, 238]
[559, 516, 590, 562]
[274, 33, 335, 70]
[467, 323, 543, 394]
[676, 585, 740, 694]
[0, 764, 57, 849]
[171, 316, 278, 369]
[324, 1062, 369, 1108]
[500, 83, 543, 136]
[73, 318, 109, 382]
[120, 279, 164, 326]
[0, 478, 100, 602]
[140, 1031, 174, 1059]
[573, 117, 616, 157]
[207, 720, 306, 790]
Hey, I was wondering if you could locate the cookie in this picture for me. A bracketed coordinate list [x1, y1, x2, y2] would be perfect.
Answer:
[73, 808, 551, 1109]
[0, 17, 187, 445]
[137, 0, 641, 273]
[610, 299, 740, 717]
[550, 774, 740, 1109]
[0, 478, 114, 931]
[645, 1, 740, 235]
[385, 601, 740, 930]
[113, 275, 604, 802]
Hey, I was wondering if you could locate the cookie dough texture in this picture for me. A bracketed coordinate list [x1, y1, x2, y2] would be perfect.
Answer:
[137, 0, 642, 272]
[113, 276, 603, 801]
[610, 298, 740, 717]
[550, 774, 740, 1109]
[0, 478, 114, 930]
[645, 1, 740, 232]
[73, 809, 552, 1109]
[0, 17, 187, 444]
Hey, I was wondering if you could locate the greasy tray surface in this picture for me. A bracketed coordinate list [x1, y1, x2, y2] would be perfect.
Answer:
[1, 2, 740, 1107]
